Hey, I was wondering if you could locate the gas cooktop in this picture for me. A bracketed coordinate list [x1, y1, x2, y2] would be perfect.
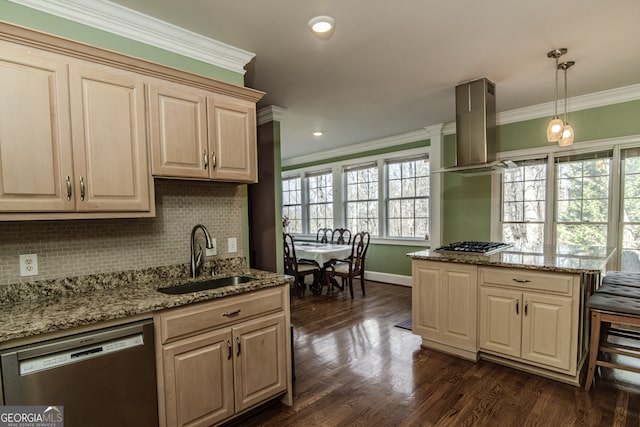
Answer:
[435, 241, 513, 255]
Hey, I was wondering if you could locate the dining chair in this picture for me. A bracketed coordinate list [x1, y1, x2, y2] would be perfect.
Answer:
[327, 231, 370, 298]
[316, 228, 332, 244]
[332, 228, 352, 245]
[283, 233, 321, 296]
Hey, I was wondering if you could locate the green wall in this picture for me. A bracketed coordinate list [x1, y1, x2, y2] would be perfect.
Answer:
[0, 0, 243, 84]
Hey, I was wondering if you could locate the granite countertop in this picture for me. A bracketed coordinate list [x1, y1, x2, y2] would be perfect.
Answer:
[408, 244, 616, 274]
[0, 258, 293, 346]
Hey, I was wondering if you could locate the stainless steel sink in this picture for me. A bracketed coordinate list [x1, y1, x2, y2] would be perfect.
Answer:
[158, 276, 255, 295]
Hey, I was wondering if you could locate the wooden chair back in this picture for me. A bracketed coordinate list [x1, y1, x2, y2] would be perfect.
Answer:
[283, 232, 299, 275]
[349, 231, 370, 275]
[333, 228, 352, 245]
[316, 227, 331, 244]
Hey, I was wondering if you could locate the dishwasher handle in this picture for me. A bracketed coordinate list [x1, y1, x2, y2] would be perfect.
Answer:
[11, 320, 149, 361]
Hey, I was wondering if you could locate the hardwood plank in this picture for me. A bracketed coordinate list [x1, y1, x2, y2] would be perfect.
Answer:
[227, 281, 640, 427]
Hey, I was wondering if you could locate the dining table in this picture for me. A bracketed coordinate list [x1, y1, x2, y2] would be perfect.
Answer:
[293, 242, 352, 294]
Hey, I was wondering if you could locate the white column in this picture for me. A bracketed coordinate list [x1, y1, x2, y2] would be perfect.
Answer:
[426, 123, 444, 249]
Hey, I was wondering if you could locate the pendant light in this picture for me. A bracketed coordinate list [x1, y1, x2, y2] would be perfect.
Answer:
[558, 60, 575, 146]
[546, 48, 567, 142]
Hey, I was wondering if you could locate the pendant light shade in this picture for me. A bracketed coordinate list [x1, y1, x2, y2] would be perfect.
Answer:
[558, 123, 574, 146]
[546, 116, 564, 142]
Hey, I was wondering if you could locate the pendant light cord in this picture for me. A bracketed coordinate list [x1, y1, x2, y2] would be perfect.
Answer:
[554, 57, 559, 117]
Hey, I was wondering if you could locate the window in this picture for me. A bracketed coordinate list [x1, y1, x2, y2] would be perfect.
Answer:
[621, 148, 640, 271]
[282, 176, 302, 233]
[555, 151, 612, 249]
[345, 164, 379, 235]
[501, 159, 546, 252]
[281, 148, 430, 241]
[307, 171, 333, 232]
[387, 157, 429, 238]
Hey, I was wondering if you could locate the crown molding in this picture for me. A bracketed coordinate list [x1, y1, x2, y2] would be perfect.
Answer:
[8, 0, 255, 75]
[282, 129, 430, 168]
[257, 106, 287, 125]
[497, 83, 640, 126]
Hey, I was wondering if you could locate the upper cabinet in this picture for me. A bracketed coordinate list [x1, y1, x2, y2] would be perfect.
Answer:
[68, 62, 151, 212]
[0, 42, 152, 218]
[207, 95, 257, 183]
[149, 82, 258, 183]
[0, 45, 74, 212]
[0, 22, 264, 220]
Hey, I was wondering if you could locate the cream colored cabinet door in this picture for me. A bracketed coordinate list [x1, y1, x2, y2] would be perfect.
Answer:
[69, 63, 151, 212]
[0, 46, 74, 212]
[412, 260, 477, 352]
[148, 82, 209, 179]
[207, 95, 257, 183]
[521, 292, 572, 371]
[479, 286, 521, 358]
[161, 329, 234, 427]
[233, 312, 287, 412]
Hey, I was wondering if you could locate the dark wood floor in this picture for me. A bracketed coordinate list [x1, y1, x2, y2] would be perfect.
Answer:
[236, 281, 640, 426]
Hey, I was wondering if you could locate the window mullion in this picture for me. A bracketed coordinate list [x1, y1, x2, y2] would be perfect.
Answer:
[300, 172, 309, 235]
[379, 159, 385, 238]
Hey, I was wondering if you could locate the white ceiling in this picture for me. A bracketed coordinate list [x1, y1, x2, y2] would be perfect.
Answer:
[108, 0, 640, 161]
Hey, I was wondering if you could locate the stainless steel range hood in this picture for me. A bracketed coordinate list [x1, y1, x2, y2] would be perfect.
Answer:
[445, 77, 499, 173]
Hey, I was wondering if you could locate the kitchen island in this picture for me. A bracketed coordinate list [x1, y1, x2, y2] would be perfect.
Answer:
[408, 244, 615, 386]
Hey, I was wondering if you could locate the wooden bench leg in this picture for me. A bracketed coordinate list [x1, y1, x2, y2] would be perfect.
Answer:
[585, 310, 602, 391]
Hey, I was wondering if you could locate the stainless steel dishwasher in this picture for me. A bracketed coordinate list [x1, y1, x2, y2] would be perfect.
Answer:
[0, 319, 158, 427]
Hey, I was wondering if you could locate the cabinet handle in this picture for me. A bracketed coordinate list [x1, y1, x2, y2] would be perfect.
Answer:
[512, 278, 531, 283]
[524, 302, 529, 316]
[236, 336, 241, 357]
[66, 176, 72, 201]
[227, 340, 232, 360]
[211, 152, 216, 169]
[204, 150, 208, 169]
[222, 309, 241, 317]
[79, 176, 85, 201]
[516, 299, 519, 315]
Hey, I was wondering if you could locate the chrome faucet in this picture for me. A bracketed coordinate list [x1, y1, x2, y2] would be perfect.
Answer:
[190, 224, 214, 279]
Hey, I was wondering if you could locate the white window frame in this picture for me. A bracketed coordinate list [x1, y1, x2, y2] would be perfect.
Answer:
[282, 146, 430, 246]
[491, 135, 640, 269]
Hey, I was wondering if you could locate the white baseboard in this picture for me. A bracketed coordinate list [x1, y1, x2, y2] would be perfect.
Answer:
[364, 271, 412, 287]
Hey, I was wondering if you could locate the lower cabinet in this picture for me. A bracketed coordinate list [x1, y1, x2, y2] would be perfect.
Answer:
[479, 286, 573, 371]
[478, 266, 579, 375]
[155, 286, 291, 427]
[412, 260, 478, 359]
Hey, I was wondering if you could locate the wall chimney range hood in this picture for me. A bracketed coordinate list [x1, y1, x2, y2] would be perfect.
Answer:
[440, 77, 511, 174]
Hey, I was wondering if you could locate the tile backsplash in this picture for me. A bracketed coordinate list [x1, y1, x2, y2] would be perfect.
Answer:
[0, 180, 245, 286]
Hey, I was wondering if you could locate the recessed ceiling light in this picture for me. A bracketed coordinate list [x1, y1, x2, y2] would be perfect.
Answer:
[308, 16, 335, 39]
[313, 131, 323, 136]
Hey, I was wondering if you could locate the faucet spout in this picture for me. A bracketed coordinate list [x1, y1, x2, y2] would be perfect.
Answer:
[190, 224, 214, 279]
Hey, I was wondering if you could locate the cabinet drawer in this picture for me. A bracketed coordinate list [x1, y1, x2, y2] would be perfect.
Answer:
[479, 267, 574, 295]
[157, 286, 285, 344]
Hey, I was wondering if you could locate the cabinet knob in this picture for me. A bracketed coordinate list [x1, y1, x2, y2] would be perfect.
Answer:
[203, 150, 208, 169]
[512, 278, 531, 283]
[222, 309, 241, 317]
[524, 302, 529, 316]
[516, 299, 519, 315]
[236, 336, 241, 357]
[227, 340, 232, 360]
[211, 152, 216, 169]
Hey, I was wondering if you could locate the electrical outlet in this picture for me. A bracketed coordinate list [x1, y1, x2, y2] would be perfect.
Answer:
[228, 237, 237, 253]
[20, 254, 38, 277]
[205, 239, 217, 256]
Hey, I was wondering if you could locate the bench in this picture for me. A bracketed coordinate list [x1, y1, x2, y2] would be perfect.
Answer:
[585, 271, 640, 391]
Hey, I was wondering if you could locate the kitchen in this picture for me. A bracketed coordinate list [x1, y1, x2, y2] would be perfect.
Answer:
[1, 0, 640, 426]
